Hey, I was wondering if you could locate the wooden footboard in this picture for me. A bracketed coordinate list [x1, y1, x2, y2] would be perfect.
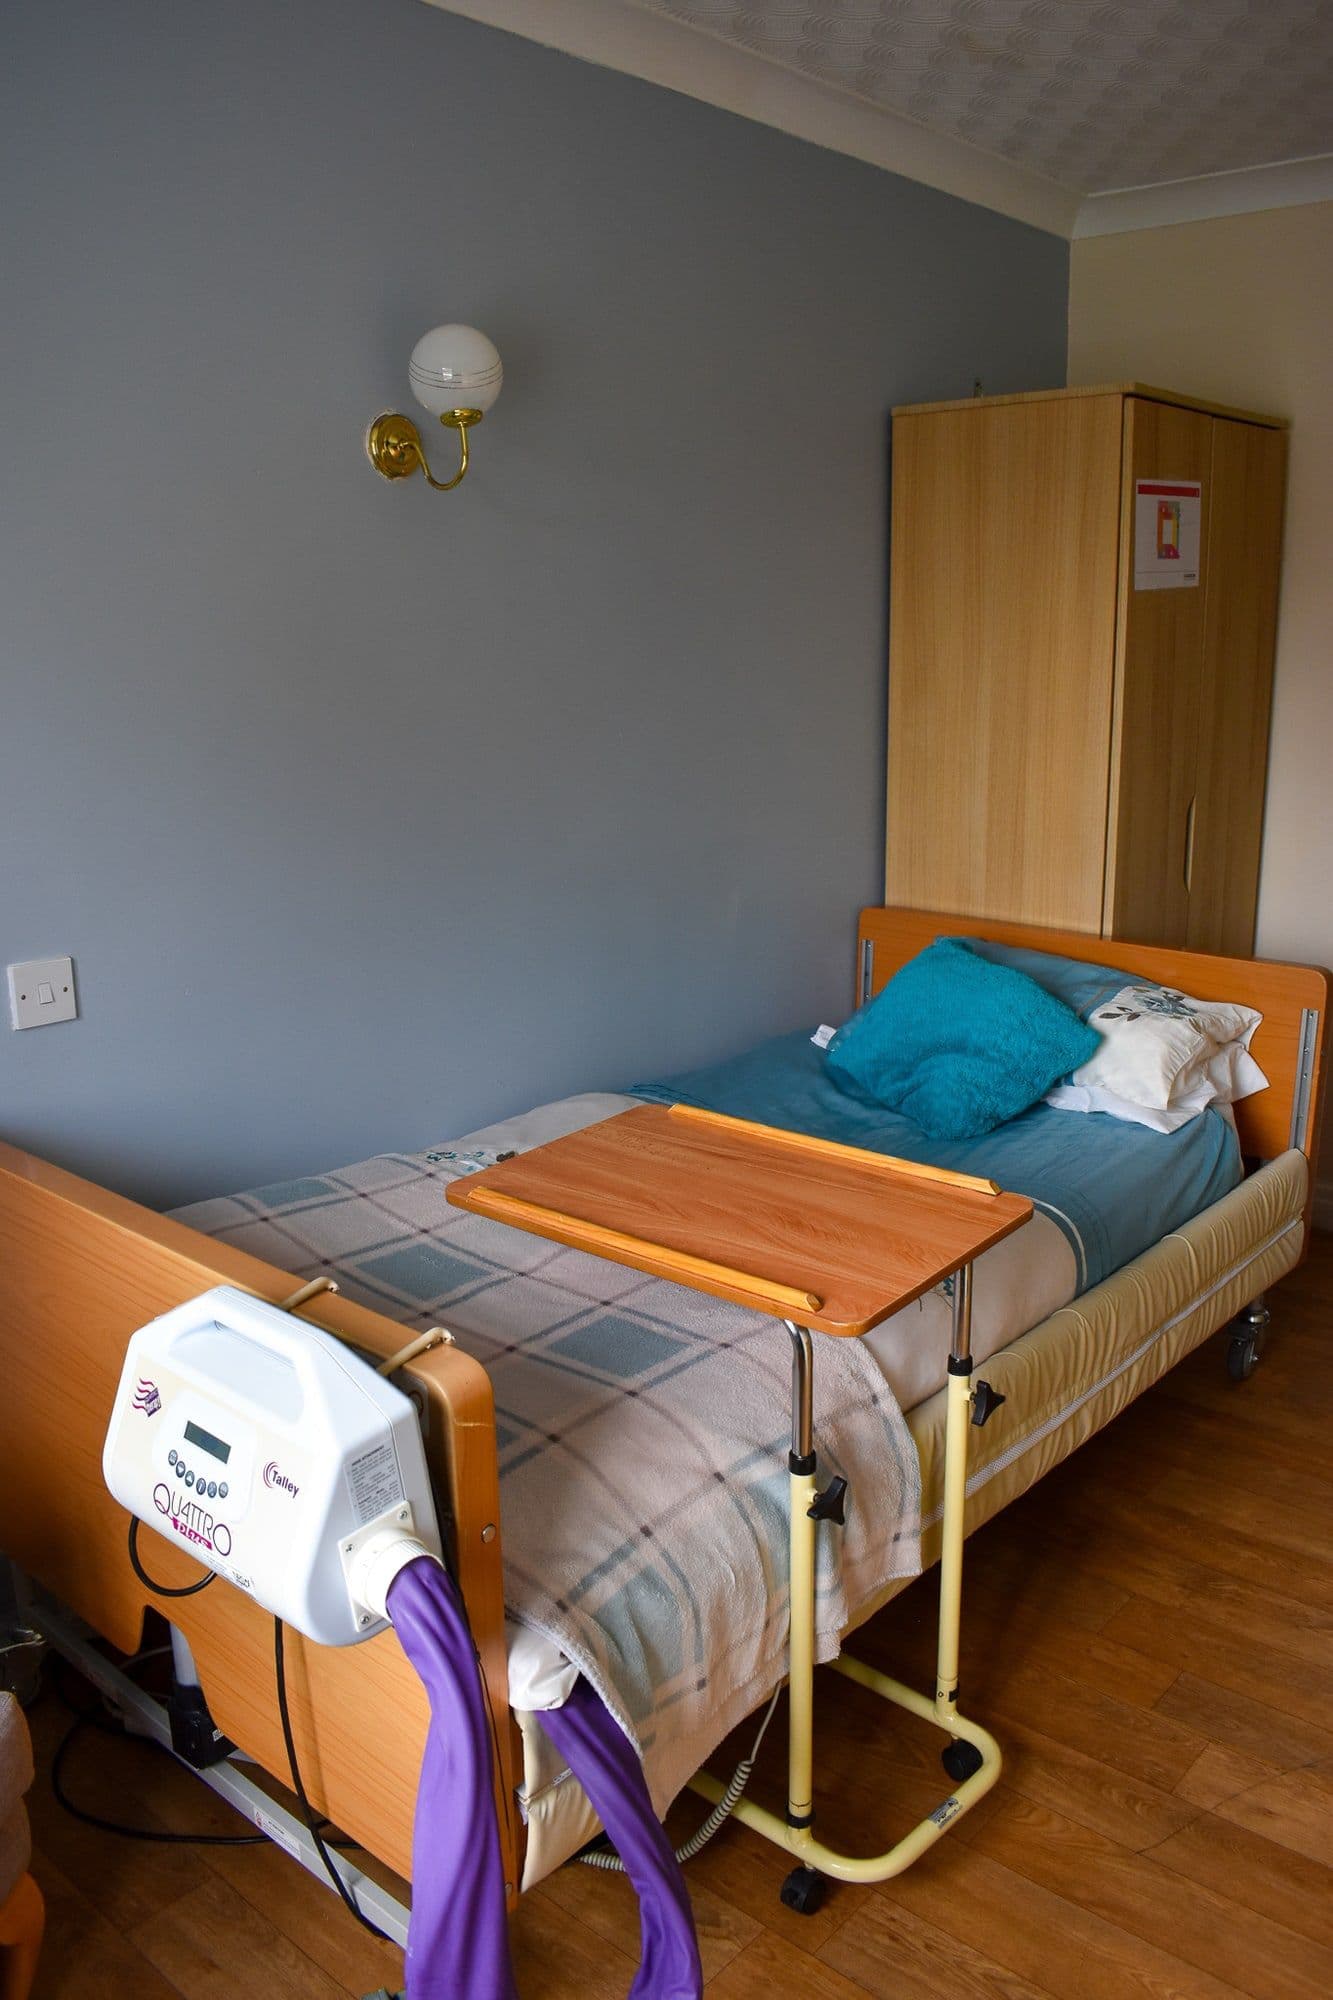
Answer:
[0, 1141, 520, 1899]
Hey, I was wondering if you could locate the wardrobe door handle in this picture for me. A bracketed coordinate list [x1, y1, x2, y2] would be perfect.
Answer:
[1183, 794, 1197, 895]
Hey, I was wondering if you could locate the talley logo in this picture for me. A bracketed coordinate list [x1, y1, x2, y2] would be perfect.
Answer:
[263, 1461, 299, 1498]
[132, 1377, 162, 1417]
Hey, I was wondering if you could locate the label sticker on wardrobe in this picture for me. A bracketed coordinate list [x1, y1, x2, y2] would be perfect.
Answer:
[1134, 478, 1202, 590]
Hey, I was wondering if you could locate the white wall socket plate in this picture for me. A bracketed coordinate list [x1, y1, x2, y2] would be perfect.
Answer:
[8, 957, 78, 1030]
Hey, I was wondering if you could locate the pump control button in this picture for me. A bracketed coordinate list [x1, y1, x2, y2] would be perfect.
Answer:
[218, 1482, 228, 1499]
[184, 1470, 195, 1488]
[168, 1451, 178, 1468]
[207, 1481, 217, 1499]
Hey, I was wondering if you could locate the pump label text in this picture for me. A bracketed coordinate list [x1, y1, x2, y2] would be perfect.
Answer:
[153, 1481, 232, 1558]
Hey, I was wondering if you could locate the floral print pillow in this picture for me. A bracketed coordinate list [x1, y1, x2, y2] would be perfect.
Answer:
[1073, 984, 1261, 1108]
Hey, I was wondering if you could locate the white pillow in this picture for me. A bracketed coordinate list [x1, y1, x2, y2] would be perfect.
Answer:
[1045, 1024, 1268, 1132]
[1072, 984, 1262, 1109]
[1201, 1037, 1268, 1104]
[1044, 1081, 1206, 1132]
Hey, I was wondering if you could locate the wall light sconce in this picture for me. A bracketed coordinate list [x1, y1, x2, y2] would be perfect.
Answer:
[367, 324, 503, 491]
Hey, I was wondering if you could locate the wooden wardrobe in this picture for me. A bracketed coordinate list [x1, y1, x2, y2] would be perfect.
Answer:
[884, 383, 1287, 955]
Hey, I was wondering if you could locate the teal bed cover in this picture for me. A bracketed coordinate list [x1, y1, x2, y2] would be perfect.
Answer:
[630, 1030, 1242, 1296]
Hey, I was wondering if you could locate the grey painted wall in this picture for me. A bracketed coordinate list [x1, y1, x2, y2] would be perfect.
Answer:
[1, 0, 1067, 1207]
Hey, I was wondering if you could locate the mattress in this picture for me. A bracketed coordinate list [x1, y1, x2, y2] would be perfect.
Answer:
[630, 1028, 1244, 1293]
[173, 1069, 1236, 1424]
[172, 1078, 1279, 1887]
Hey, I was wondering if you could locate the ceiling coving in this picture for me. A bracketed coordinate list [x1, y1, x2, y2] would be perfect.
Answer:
[635, 0, 1333, 192]
[434, 0, 1333, 233]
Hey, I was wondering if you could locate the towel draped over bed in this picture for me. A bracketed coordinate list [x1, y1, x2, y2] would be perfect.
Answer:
[176, 1133, 923, 1810]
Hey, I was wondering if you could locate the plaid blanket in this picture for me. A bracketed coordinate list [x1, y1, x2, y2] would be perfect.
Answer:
[174, 1100, 922, 1808]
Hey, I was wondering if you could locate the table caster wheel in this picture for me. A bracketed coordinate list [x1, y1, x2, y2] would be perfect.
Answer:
[779, 1865, 826, 1915]
[941, 1739, 984, 1783]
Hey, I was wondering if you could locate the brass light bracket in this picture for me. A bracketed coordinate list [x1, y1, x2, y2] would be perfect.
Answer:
[367, 408, 485, 491]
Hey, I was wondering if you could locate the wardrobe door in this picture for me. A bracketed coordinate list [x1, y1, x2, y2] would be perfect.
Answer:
[1103, 397, 1213, 946]
[1186, 419, 1286, 956]
[886, 394, 1123, 930]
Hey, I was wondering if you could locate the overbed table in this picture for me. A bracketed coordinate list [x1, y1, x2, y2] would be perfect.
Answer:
[449, 1102, 1033, 1898]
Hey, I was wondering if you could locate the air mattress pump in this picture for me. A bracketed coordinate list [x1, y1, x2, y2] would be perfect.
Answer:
[103, 1284, 442, 1640]
[103, 1285, 702, 2000]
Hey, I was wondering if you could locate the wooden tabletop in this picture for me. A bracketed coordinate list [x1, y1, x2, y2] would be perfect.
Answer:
[446, 1104, 1033, 1337]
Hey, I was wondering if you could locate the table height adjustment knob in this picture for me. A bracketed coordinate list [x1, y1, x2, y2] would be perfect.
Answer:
[807, 1476, 848, 1525]
[971, 1381, 1006, 1427]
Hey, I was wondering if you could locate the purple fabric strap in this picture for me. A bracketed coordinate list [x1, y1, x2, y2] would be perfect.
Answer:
[387, 1557, 520, 2000]
[538, 1679, 704, 2000]
[387, 1557, 702, 2000]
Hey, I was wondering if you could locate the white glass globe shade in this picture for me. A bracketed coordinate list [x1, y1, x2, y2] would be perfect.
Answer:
[408, 324, 503, 419]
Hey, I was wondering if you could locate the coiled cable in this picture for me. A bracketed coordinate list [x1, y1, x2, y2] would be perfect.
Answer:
[579, 1685, 781, 1872]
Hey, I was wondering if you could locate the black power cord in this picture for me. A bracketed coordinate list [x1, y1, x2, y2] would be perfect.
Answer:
[50, 1525, 366, 1861]
[50, 1658, 363, 1851]
[273, 1615, 393, 1941]
[49, 1650, 266, 1847]
[127, 1515, 217, 1598]
[116, 1520, 412, 1939]
[51, 1711, 271, 1845]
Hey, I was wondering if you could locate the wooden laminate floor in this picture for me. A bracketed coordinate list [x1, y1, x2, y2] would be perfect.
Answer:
[17, 1237, 1333, 1999]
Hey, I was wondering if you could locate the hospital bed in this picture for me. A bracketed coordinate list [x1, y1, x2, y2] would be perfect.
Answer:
[0, 906, 1326, 1927]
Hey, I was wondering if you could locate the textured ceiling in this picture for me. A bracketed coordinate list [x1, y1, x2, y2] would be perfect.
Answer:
[631, 0, 1333, 192]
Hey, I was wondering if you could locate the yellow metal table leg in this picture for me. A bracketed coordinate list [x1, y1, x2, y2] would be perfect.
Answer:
[786, 1464, 817, 1829]
[687, 1262, 1002, 1890]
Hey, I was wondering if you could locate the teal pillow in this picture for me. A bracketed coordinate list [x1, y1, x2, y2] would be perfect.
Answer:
[825, 939, 1101, 1140]
[941, 935, 1126, 1021]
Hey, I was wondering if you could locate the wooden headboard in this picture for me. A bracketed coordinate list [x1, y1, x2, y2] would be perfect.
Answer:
[856, 908, 1329, 1185]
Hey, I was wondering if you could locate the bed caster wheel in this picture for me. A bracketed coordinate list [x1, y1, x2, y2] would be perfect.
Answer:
[779, 1865, 826, 1916]
[941, 1739, 984, 1784]
[1227, 1330, 1264, 1381]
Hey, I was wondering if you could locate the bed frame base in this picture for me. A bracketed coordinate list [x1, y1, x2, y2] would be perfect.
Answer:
[689, 1263, 1001, 1893]
[2, 910, 1325, 1922]
[22, 1583, 413, 1951]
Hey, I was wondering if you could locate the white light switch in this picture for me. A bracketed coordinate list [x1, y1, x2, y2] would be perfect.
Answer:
[8, 957, 78, 1030]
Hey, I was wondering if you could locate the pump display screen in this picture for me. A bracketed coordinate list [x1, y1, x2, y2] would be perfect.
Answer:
[183, 1419, 232, 1464]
